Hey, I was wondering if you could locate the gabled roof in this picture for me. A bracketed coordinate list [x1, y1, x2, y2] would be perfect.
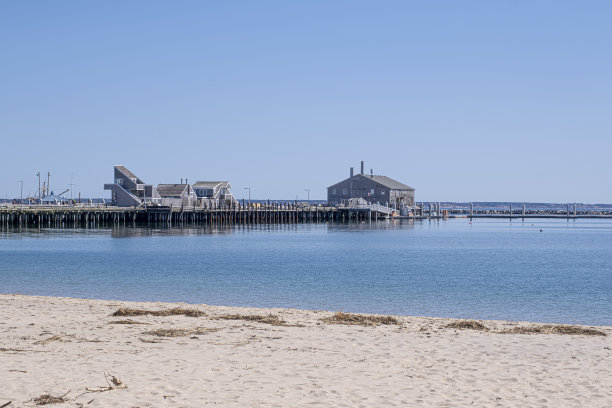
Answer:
[328, 174, 414, 190]
[114, 165, 144, 183]
[192, 181, 231, 189]
[156, 184, 191, 197]
[364, 175, 414, 190]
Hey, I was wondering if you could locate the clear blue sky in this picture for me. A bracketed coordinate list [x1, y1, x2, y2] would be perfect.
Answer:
[1, 1, 611, 202]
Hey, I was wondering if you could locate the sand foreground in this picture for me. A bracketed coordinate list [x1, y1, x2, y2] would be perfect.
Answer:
[1, 294, 611, 407]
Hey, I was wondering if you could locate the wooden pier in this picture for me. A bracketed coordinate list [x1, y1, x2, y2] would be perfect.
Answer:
[2, 203, 611, 230]
[0, 204, 389, 229]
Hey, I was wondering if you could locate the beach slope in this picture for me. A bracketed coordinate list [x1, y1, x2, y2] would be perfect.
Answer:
[1, 295, 610, 407]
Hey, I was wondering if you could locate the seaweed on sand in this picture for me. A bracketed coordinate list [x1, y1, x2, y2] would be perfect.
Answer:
[444, 320, 489, 331]
[142, 327, 219, 337]
[500, 324, 606, 336]
[216, 314, 289, 326]
[108, 319, 150, 325]
[321, 312, 400, 326]
[33, 392, 69, 405]
[111, 307, 205, 318]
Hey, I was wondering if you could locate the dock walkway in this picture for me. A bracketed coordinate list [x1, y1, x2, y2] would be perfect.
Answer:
[0, 204, 383, 229]
[2, 204, 611, 229]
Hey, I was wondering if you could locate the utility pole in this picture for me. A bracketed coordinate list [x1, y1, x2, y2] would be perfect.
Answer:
[47, 172, 50, 196]
[18, 180, 23, 209]
[244, 187, 251, 202]
[69, 172, 74, 200]
[37, 172, 41, 204]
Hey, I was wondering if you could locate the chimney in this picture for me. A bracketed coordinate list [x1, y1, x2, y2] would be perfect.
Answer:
[360, 161, 364, 175]
[181, 178, 183, 184]
[186, 178, 188, 185]
[370, 168, 373, 178]
[350, 167, 354, 177]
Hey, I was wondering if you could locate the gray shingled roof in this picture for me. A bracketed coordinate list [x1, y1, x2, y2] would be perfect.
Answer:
[328, 174, 414, 190]
[361, 175, 414, 190]
[115, 165, 138, 180]
[156, 184, 190, 197]
[192, 181, 229, 189]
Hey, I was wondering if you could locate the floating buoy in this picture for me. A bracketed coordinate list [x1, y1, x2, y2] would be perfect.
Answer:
[540, 228, 544, 232]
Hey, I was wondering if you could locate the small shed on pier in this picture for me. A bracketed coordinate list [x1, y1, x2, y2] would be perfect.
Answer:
[192, 181, 237, 207]
[157, 183, 197, 207]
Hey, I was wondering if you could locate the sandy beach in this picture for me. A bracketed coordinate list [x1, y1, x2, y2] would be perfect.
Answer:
[0, 294, 610, 407]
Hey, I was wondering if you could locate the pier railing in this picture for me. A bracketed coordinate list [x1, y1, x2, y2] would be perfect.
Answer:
[347, 202, 396, 216]
[366, 203, 396, 216]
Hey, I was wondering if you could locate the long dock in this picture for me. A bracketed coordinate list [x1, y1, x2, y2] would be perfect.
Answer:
[2, 204, 612, 229]
[0, 204, 392, 229]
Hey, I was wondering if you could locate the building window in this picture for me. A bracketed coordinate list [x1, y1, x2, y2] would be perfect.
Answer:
[115, 178, 123, 185]
[342, 189, 347, 195]
[381, 190, 385, 195]
[370, 189, 375, 195]
[332, 189, 336, 195]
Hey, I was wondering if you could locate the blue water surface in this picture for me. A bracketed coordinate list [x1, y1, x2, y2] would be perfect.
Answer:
[1, 218, 610, 325]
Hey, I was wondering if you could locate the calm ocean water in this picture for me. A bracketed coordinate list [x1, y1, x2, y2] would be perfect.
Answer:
[1, 218, 611, 326]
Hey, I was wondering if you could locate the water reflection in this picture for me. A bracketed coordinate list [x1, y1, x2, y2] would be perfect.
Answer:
[0, 219, 423, 239]
[1, 218, 611, 325]
[0, 217, 591, 240]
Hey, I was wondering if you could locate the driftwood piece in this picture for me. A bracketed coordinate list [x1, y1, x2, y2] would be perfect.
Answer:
[84, 372, 127, 393]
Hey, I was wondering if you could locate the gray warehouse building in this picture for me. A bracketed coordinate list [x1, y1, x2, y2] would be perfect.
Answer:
[327, 161, 415, 207]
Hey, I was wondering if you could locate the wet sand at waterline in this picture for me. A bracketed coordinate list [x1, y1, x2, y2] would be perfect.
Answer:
[1, 295, 611, 407]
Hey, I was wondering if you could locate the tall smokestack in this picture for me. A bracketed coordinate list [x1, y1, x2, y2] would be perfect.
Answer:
[350, 167, 354, 177]
[360, 161, 364, 175]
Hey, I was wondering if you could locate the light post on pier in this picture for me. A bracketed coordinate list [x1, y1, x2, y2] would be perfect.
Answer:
[18, 180, 23, 209]
[304, 188, 310, 201]
[244, 187, 251, 203]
